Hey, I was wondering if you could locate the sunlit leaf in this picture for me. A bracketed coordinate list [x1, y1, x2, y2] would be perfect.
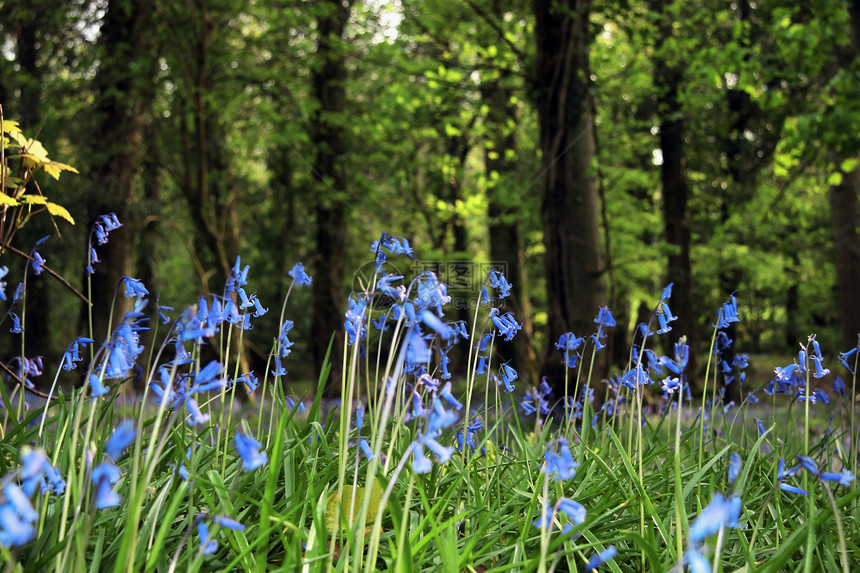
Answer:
[47, 202, 75, 225]
[1, 120, 21, 134]
[43, 161, 79, 180]
[0, 193, 19, 207]
[21, 195, 48, 205]
[325, 480, 385, 532]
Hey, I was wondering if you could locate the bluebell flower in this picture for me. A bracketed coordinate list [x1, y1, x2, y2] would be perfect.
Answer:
[31, 250, 46, 276]
[92, 463, 122, 509]
[359, 439, 374, 460]
[439, 352, 451, 380]
[406, 327, 432, 368]
[198, 520, 218, 554]
[584, 546, 617, 571]
[657, 312, 672, 335]
[345, 296, 369, 345]
[795, 455, 818, 475]
[811, 356, 830, 379]
[542, 438, 578, 481]
[0, 266, 8, 301]
[105, 420, 136, 460]
[839, 347, 857, 374]
[689, 493, 742, 542]
[190, 361, 225, 394]
[833, 376, 846, 396]
[556, 332, 584, 352]
[213, 516, 246, 530]
[229, 256, 250, 290]
[594, 306, 616, 328]
[411, 442, 433, 474]
[779, 483, 808, 495]
[498, 364, 517, 393]
[9, 313, 21, 334]
[235, 432, 267, 471]
[376, 274, 406, 301]
[556, 497, 586, 534]
[532, 502, 553, 529]
[121, 277, 149, 298]
[251, 297, 268, 318]
[487, 270, 512, 298]
[620, 364, 653, 391]
[820, 470, 855, 487]
[0, 500, 36, 547]
[728, 452, 742, 486]
[490, 309, 521, 341]
[420, 309, 452, 339]
[271, 358, 287, 378]
[414, 272, 450, 315]
[236, 372, 259, 393]
[186, 398, 210, 426]
[685, 549, 712, 573]
[61, 337, 94, 371]
[456, 419, 483, 452]
[89, 374, 110, 398]
[438, 382, 462, 410]
[3, 484, 37, 524]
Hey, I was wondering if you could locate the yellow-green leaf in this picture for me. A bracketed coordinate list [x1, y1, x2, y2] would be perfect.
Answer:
[47, 202, 75, 225]
[21, 139, 50, 164]
[841, 158, 858, 173]
[828, 172, 844, 187]
[1, 120, 21, 134]
[21, 195, 48, 205]
[325, 480, 385, 532]
[43, 161, 79, 180]
[0, 193, 19, 207]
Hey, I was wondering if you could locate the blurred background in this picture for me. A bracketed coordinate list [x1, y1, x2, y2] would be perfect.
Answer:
[1, 0, 858, 395]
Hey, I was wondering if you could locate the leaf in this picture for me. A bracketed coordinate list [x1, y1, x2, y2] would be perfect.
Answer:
[840, 158, 858, 173]
[21, 139, 50, 164]
[43, 161, 79, 180]
[0, 194, 18, 207]
[1, 120, 21, 134]
[325, 480, 385, 532]
[47, 202, 75, 225]
[828, 172, 843, 186]
[21, 195, 48, 205]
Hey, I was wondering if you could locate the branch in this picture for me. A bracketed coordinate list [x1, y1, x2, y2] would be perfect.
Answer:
[461, 0, 528, 64]
[0, 360, 56, 400]
[3, 245, 91, 306]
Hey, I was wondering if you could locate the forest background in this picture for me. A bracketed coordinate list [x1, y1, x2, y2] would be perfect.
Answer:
[2, 0, 859, 398]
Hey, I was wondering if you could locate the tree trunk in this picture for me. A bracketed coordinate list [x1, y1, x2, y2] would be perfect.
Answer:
[482, 73, 538, 385]
[533, 0, 608, 394]
[652, 0, 697, 389]
[311, 0, 352, 398]
[830, 164, 860, 349]
[87, 0, 155, 349]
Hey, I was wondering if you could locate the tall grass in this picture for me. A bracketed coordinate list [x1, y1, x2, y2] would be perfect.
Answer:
[0, 229, 856, 572]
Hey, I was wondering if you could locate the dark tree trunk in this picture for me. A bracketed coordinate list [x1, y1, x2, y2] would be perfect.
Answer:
[87, 0, 155, 348]
[311, 0, 352, 398]
[829, 2, 860, 350]
[482, 73, 538, 385]
[14, 10, 54, 373]
[652, 0, 697, 389]
[830, 164, 860, 349]
[533, 0, 608, 394]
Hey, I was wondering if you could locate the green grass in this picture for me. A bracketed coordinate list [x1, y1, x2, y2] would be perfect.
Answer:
[0, 257, 858, 572]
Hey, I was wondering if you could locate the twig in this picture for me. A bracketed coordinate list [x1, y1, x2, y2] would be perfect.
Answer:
[0, 359, 56, 400]
[3, 244, 90, 305]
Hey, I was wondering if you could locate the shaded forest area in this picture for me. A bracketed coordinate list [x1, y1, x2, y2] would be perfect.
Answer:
[1, 0, 859, 395]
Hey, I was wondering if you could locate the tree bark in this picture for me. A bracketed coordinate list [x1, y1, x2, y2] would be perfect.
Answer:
[830, 164, 860, 349]
[482, 71, 538, 385]
[87, 0, 155, 348]
[311, 0, 352, 398]
[533, 0, 608, 393]
[652, 0, 697, 389]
